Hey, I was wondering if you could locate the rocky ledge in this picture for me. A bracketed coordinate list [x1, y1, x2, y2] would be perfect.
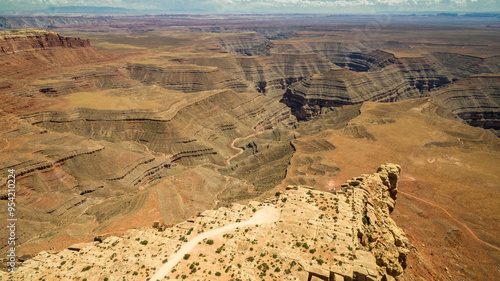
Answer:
[5, 163, 409, 281]
[0, 29, 90, 54]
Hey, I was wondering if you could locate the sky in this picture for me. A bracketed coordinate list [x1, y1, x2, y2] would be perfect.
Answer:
[0, 0, 498, 13]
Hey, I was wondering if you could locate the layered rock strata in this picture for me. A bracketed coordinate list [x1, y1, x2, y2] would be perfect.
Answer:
[126, 63, 249, 93]
[21, 90, 294, 165]
[431, 74, 500, 136]
[281, 53, 500, 121]
[0, 29, 90, 53]
[0, 86, 296, 259]
[0, 29, 109, 91]
[215, 33, 273, 56]
[186, 53, 336, 97]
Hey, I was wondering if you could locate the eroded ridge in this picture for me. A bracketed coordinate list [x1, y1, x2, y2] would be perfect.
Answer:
[6, 163, 408, 281]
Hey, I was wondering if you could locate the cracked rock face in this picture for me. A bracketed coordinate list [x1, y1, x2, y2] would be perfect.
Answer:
[6, 164, 409, 281]
[377, 163, 401, 201]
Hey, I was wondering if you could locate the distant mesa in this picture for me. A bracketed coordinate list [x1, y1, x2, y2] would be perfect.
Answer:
[0, 29, 90, 53]
[0, 29, 110, 93]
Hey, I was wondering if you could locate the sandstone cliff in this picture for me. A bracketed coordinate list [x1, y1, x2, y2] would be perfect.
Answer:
[0, 29, 90, 54]
[0, 29, 110, 90]
[6, 164, 409, 281]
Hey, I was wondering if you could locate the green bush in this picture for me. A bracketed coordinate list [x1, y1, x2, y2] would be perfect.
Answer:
[82, 266, 92, 272]
[362, 216, 369, 225]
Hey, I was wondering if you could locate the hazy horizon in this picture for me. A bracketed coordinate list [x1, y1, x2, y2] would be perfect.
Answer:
[0, 0, 498, 14]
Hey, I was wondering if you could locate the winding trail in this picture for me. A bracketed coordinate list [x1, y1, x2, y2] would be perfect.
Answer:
[226, 131, 264, 166]
[0, 114, 17, 152]
[399, 191, 500, 251]
[151, 206, 280, 281]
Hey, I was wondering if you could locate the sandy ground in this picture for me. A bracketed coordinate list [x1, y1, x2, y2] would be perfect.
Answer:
[150, 206, 280, 281]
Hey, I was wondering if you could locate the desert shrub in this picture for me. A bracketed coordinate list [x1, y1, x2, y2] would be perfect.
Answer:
[82, 266, 92, 272]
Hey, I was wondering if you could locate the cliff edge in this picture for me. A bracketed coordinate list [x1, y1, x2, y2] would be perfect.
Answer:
[6, 163, 409, 281]
[0, 29, 90, 54]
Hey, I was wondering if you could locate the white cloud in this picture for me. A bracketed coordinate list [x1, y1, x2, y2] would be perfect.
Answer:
[211, 0, 378, 7]
[0, 0, 497, 12]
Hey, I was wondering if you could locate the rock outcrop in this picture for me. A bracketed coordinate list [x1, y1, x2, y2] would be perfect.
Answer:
[5, 164, 409, 281]
[0, 29, 110, 91]
[333, 50, 398, 72]
[0, 29, 90, 53]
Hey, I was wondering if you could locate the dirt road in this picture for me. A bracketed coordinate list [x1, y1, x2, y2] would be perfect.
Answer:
[151, 206, 280, 281]
[226, 131, 265, 165]
[400, 191, 500, 251]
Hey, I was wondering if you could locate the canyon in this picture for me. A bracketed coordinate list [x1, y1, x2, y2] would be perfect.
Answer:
[0, 14, 498, 280]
